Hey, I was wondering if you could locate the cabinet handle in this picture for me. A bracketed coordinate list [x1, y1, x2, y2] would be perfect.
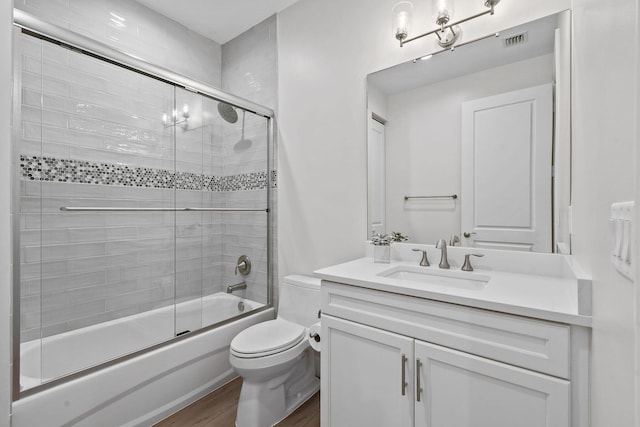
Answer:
[401, 354, 408, 396]
[416, 358, 423, 402]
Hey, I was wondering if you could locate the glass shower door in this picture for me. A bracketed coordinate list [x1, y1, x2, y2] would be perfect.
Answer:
[17, 33, 178, 389]
[16, 29, 274, 393]
[174, 87, 207, 334]
[218, 103, 271, 314]
[173, 92, 272, 331]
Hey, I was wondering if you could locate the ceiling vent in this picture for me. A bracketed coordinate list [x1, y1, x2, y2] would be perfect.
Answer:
[503, 31, 528, 48]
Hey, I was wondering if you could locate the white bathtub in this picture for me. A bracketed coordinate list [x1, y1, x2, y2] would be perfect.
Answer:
[13, 292, 274, 427]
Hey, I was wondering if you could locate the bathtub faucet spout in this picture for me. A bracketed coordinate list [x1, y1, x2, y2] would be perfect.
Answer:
[226, 281, 247, 294]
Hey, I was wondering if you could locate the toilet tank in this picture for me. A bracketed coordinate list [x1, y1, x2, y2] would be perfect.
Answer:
[277, 275, 321, 328]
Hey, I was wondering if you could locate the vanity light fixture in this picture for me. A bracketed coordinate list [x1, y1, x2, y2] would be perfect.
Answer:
[394, 0, 500, 47]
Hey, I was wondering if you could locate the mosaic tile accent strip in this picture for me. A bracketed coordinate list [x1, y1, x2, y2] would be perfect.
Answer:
[174, 171, 205, 191]
[20, 155, 275, 192]
[223, 171, 268, 191]
[207, 175, 223, 192]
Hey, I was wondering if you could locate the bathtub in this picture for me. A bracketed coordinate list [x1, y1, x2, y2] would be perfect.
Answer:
[13, 292, 274, 427]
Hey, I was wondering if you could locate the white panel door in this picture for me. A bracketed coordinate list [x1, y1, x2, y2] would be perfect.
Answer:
[321, 315, 414, 427]
[461, 84, 553, 252]
[368, 118, 386, 235]
[414, 341, 570, 427]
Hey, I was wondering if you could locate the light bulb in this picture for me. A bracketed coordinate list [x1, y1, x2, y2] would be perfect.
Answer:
[432, 0, 454, 26]
[392, 1, 413, 42]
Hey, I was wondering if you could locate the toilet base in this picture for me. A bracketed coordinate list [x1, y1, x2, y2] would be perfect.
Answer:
[234, 349, 319, 427]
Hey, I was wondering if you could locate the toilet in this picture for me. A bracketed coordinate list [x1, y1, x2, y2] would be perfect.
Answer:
[229, 275, 321, 427]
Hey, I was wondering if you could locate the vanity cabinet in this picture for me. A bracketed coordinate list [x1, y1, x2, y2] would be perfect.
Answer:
[323, 316, 414, 427]
[320, 280, 589, 427]
[413, 339, 569, 426]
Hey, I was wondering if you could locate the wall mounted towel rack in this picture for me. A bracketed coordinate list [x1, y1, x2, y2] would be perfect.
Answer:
[60, 207, 268, 212]
[403, 194, 458, 201]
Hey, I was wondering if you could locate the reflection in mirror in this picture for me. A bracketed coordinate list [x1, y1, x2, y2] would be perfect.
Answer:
[366, 11, 571, 254]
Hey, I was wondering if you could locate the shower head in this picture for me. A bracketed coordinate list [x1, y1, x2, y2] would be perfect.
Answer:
[217, 102, 238, 124]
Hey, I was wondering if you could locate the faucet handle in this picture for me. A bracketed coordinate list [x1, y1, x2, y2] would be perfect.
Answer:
[411, 248, 430, 266]
[235, 255, 251, 276]
[461, 253, 484, 272]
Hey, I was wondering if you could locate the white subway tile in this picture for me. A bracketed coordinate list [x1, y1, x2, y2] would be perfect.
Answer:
[42, 299, 106, 325]
[40, 181, 107, 198]
[42, 271, 107, 293]
[22, 0, 71, 28]
[67, 253, 132, 274]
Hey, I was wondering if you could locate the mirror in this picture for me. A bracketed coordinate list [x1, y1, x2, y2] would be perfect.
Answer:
[367, 11, 571, 254]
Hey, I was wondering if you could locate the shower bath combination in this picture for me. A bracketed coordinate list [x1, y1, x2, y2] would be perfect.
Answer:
[10, 10, 276, 426]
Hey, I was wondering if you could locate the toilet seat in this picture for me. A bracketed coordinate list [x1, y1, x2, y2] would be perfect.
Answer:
[231, 319, 306, 358]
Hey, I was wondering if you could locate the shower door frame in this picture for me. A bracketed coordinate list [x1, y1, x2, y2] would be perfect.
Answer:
[11, 10, 276, 401]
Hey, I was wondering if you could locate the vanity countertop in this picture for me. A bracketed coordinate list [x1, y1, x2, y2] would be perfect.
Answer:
[315, 254, 592, 327]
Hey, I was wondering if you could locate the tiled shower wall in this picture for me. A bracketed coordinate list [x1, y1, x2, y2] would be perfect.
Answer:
[221, 16, 278, 304]
[19, 35, 224, 341]
[15, 1, 279, 341]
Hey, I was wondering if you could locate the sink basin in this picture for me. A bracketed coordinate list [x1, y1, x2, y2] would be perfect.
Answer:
[378, 266, 490, 290]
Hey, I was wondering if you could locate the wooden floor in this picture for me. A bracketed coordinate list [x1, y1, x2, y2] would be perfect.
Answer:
[154, 377, 320, 427]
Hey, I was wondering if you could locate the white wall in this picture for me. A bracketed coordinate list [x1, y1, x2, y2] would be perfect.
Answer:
[367, 85, 388, 122]
[384, 54, 552, 244]
[571, 0, 638, 425]
[637, 1, 640, 422]
[1, 3, 13, 426]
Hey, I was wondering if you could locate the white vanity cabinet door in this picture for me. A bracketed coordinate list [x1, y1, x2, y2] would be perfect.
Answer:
[321, 315, 414, 427]
[414, 341, 571, 427]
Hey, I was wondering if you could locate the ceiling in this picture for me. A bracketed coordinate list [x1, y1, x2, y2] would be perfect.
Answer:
[135, 0, 300, 44]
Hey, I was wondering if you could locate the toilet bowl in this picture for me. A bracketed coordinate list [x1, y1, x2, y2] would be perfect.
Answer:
[229, 275, 321, 427]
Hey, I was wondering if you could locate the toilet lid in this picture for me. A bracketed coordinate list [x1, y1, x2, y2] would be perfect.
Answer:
[231, 319, 305, 357]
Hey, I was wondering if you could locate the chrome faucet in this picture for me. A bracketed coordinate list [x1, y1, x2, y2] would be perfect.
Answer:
[226, 281, 247, 294]
[435, 239, 450, 269]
